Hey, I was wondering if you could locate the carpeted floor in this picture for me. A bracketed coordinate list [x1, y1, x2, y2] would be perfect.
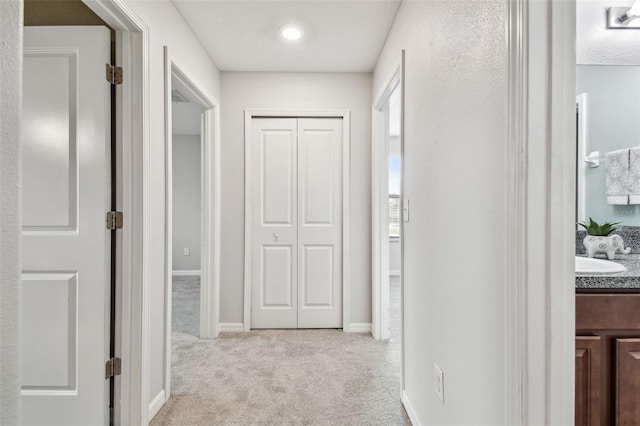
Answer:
[152, 276, 409, 425]
[390, 275, 401, 344]
[172, 276, 200, 337]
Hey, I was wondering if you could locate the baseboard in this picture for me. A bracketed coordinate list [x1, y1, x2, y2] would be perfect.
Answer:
[401, 390, 421, 426]
[148, 389, 166, 421]
[346, 322, 371, 333]
[171, 270, 200, 276]
[212, 322, 221, 338]
[390, 270, 401, 276]
[219, 322, 244, 332]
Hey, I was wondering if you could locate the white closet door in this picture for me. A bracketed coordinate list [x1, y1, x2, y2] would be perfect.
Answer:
[21, 27, 111, 425]
[250, 117, 343, 329]
[251, 118, 299, 329]
[297, 118, 343, 328]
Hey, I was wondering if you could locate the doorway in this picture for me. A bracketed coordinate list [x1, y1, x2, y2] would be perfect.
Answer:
[161, 47, 221, 416]
[170, 84, 204, 339]
[372, 60, 404, 344]
[371, 56, 405, 401]
[386, 85, 402, 344]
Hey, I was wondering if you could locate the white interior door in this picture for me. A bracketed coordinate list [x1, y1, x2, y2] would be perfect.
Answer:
[251, 118, 299, 329]
[250, 117, 342, 329]
[297, 118, 343, 328]
[21, 26, 111, 425]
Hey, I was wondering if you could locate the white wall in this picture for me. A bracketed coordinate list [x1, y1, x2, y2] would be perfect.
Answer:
[0, 1, 22, 423]
[171, 100, 202, 136]
[220, 72, 372, 325]
[578, 0, 640, 65]
[373, 1, 507, 424]
[124, 0, 221, 415]
[172, 135, 201, 271]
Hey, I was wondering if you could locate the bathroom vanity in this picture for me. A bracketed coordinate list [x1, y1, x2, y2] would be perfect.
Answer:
[575, 254, 640, 426]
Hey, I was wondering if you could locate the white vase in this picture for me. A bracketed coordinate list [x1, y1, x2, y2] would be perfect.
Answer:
[583, 234, 631, 260]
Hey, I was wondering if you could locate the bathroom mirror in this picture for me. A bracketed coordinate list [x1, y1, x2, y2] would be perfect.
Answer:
[576, 65, 640, 226]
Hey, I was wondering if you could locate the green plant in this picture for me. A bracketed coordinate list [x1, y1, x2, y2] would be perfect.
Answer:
[578, 217, 621, 236]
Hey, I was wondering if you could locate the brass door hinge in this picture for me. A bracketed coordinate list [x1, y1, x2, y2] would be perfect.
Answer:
[106, 211, 123, 230]
[105, 357, 121, 379]
[106, 64, 123, 85]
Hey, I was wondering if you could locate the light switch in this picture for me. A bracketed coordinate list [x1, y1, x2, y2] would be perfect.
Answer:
[184, 248, 190, 256]
[403, 199, 410, 222]
[434, 363, 444, 403]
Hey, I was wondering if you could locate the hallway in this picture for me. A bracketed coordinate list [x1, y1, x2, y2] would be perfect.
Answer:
[151, 277, 408, 425]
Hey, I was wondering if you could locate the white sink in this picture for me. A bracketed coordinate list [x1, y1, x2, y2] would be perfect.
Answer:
[575, 256, 626, 274]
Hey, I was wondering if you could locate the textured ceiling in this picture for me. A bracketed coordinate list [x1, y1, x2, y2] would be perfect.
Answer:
[172, 0, 401, 72]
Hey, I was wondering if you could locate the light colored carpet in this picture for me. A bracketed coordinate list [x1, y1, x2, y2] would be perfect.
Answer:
[153, 277, 409, 425]
[390, 275, 401, 343]
[172, 276, 200, 337]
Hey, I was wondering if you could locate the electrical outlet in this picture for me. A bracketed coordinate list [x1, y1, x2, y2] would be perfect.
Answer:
[434, 363, 444, 403]
[184, 247, 190, 256]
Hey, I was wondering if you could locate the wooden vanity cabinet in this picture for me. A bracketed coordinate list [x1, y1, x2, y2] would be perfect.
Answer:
[576, 293, 640, 426]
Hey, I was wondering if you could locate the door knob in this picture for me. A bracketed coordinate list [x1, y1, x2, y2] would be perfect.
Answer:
[274, 233, 279, 241]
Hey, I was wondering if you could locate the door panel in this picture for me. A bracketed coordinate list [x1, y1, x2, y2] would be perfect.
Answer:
[300, 130, 335, 225]
[301, 245, 334, 307]
[261, 131, 295, 225]
[297, 118, 342, 328]
[616, 338, 640, 425]
[251, 119, 298, 329]
[21, 272, 78, 390]
[21, 27, 111, 425]
[22, 53, 77, 230]
[261, 246, 294, 307]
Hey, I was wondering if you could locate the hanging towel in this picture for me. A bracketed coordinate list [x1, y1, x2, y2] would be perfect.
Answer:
[629, 147, 640, 204]
[606, 148, 629, 205]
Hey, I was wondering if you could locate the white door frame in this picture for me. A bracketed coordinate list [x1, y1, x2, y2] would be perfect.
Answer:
[243, 110, 351, 332]
[82, 1, 149, 424]
[371, 58, 402, 343]
[162, 46, 221, 408]
[0, 2, 22, 424]
[506, 0, 575, 424]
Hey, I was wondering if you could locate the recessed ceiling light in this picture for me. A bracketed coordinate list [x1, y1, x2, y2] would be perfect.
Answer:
[280, 24, 303, 41]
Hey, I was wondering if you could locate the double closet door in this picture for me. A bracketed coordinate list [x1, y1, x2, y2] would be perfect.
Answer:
[251, 117, 343, 329]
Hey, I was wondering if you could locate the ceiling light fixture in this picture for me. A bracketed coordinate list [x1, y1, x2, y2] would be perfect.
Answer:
[280, 24, 303, 41]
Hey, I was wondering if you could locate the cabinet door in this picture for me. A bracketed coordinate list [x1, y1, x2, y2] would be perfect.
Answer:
[576, 336, 602, 426]
[615, 338, 640, 425]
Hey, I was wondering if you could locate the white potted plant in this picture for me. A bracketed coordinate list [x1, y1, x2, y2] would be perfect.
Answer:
[579, 217, 630, 260]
